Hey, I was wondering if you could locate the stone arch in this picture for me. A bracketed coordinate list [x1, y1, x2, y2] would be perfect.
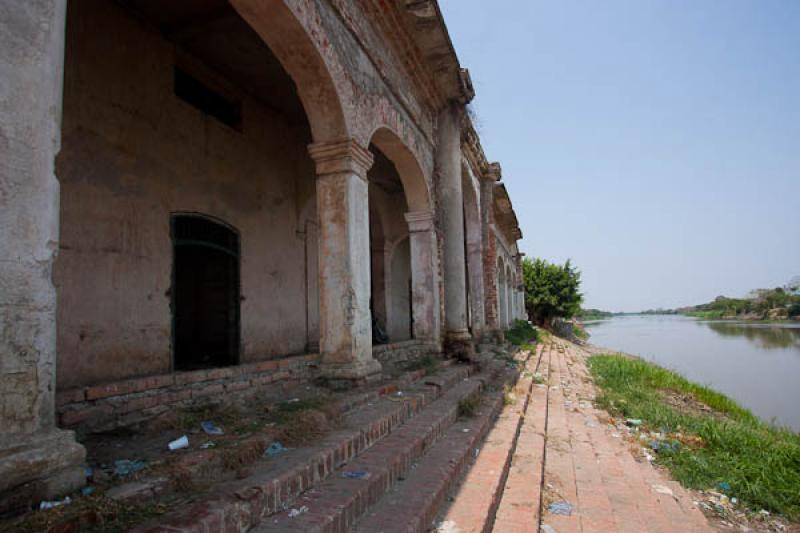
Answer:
[230, 0, 349, 143]
[369, 127, 431, 211]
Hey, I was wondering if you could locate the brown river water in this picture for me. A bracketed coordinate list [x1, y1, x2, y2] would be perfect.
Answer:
[584, 314, 800, 432]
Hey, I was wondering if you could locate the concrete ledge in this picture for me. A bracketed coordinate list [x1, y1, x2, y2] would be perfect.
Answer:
[0, 429, 86, 516]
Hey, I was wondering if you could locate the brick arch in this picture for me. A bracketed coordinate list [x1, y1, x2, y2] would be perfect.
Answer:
[369, 127, 431, 212]
[230, 0, 348, 143]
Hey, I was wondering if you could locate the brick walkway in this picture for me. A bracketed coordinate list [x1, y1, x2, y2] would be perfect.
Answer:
[442, 340, 714, 533]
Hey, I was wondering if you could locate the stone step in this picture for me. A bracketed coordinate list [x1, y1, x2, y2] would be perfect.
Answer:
[252, 371, 499, 532]
[351, 390, 506, 533]
[437, 343, 544, 533]
[132, 363, 480, 532]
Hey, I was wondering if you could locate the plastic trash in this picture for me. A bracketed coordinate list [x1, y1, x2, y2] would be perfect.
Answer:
[168, 435, 189, 451]
[39, 496, 71, 510]
[288, 505, 308, 518]
[201, 420, 224, 435]
[113, 459, 146, 477]
[548, 501, 574, 515]
[341, 471, 370, 480]
[718, 482, 731, 492]
[200, 441, 216, 449]
[541, 525, 556, 533]
[652, 484, 674, 496]
[81, 486, 95, 496]
[265, 441, 288, 457]
[649, 440, 680, 454]
[625, 418, 643, 427]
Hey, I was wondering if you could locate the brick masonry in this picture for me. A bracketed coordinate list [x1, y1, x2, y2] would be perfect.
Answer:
[56, 354, 320, 433]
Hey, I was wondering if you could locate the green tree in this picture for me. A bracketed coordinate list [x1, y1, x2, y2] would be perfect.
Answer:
[522, 257, 583, 327]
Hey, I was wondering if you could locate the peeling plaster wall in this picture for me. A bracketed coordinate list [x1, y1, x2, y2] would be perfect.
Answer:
[53, 1, 316, 388]
[309, 0, 435, 191]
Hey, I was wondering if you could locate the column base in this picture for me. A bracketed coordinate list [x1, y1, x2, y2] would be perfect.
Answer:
[0, 429, 86, 516]
[444, 330, 475, 361]
[318, 358, 383, 390]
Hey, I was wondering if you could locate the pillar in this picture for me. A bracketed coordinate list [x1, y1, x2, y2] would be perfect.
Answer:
[463, 184, 486, 337]
[308, 140, 381, 383]
[480, 163, 502, 339]
[437, 105, 471, 350]
[0, 0, 86, 510]
[405, 210, 440, 343]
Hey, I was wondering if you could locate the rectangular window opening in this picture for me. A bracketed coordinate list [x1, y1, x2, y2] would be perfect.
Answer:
[174, 67, 242, 130]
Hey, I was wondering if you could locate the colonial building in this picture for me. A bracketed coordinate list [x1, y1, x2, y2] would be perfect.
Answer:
[0, 0, 525, 505]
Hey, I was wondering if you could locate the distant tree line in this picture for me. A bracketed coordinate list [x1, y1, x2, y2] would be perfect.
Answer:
[522, 266, 800, 325]
[679, 281, 800, 320]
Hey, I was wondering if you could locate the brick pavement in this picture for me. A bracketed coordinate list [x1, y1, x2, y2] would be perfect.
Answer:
[441, 339, 714, 533]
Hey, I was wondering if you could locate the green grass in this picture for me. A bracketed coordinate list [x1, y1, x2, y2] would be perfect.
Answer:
[572, 323, 589, 340]
[683, 310, 728, 320]
[589, 355, 800, 520]
[505, 319, 537, 345]
[404, 354, 440, 374]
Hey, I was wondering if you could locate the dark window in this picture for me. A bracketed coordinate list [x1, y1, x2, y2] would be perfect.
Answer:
[171, 214, 240, 371]
[174, 67, 242, 130]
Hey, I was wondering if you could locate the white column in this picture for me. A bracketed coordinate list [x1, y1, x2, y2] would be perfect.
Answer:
[437, 105, 470, 344]
[405, 210, 440, 343]
[464, 189, 485, 336]
[0, 0, 86, 505]
[308, 140, 381, 382]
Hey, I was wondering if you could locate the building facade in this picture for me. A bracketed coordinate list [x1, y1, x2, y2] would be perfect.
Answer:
[0, 0, 525, 505]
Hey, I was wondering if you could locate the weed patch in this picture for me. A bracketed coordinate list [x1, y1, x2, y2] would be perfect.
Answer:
[505, 320, 537, 346]
[403, 354, 440, 375]
[458, 396, 480, 418]
[589, 354, 800, 521]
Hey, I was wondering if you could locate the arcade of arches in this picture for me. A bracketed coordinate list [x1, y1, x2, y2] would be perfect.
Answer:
[0, 0, 525, 503]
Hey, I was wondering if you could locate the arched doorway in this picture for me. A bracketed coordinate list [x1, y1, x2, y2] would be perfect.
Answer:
[389, 237, 412, 341]
[171, 214, 240, 370]
[367, 127, 437, 343]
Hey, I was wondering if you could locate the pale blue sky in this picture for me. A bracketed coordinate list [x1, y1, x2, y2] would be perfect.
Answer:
[440, 0, 800, 312]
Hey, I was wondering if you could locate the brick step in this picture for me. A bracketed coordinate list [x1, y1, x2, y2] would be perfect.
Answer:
[491, 342, 553, 533]
[437, 343, 545, 533]
[251, 368, 501, 533]
[132, 363, 484, 532]
[349, 388, 506, 533]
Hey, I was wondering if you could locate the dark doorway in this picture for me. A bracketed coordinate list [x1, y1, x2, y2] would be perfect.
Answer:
[171, 214, 240, 371]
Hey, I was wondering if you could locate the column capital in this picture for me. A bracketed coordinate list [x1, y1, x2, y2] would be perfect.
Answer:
[308, 139, 374, 179]
[481, 161, 502, 182]
[405, 209, 435, 233]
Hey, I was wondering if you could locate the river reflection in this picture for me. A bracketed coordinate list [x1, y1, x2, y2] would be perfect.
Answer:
[586, 315, 800, 431]
[702, 321, 800, 350]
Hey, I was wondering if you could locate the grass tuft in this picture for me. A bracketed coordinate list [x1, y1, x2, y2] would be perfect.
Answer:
[403, 354, 440, 375]
[505, 320, 538, 346]
[589, 354, 800, 521]
[458, 396, 480, 418]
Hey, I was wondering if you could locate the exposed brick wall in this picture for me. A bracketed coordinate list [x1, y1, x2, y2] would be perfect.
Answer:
[372, 340, 438, 366]
[56, 354, 319, 434]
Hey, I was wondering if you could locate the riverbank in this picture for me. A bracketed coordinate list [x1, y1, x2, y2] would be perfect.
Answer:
[681, 311, 800, 323]
[586, 343, 800, 530]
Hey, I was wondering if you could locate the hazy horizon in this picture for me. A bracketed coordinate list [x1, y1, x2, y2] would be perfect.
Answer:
[441, 0, 800, 312]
